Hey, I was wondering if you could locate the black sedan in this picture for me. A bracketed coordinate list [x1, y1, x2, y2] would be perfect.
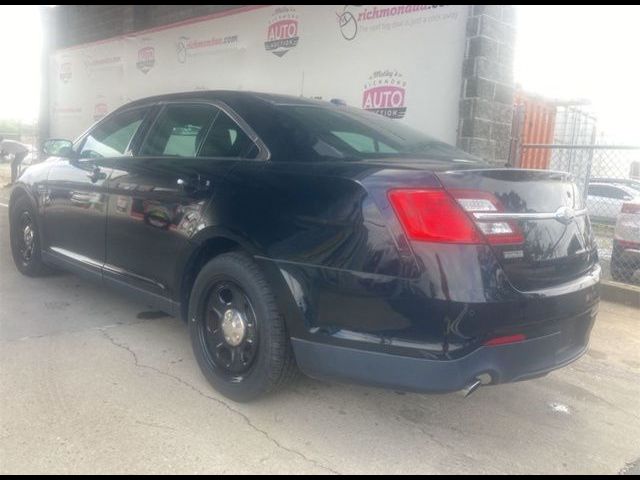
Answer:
[9, 91, 600, 401]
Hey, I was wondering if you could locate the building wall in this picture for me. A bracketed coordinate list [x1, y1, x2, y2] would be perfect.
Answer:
[457, 5, 517, 164]
[42, 5, 517, 164]
[49, 5, 244, 49]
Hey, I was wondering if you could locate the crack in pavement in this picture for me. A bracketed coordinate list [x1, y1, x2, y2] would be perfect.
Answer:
[0, 317, 158, 345]
[100, 328, 341, 475]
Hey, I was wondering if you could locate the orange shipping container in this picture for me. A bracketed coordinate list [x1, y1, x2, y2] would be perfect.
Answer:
[512, 92, 557, 169]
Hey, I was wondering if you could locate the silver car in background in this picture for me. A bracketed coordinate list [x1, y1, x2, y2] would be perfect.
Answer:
[586, 182, 640, 224]
[611, 200, 640, 282]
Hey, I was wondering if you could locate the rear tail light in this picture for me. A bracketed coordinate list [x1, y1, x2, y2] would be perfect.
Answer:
[388, 190, 484, 244]
[451, 190, 524, 245]
[616, 239, 640, 249]
[388, 188, 524, 245]
[621, 203, 640, 214]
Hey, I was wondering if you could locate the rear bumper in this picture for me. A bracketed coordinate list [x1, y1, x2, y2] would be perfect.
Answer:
[292, 308, 596, 393]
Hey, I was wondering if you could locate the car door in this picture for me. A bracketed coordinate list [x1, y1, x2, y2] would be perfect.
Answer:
[42, 106, 153, 278]
[104, 102, 264, 311]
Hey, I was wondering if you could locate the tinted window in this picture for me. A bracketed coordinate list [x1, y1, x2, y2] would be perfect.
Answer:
[140, 104, 217, 157]
[589, 185, 629, 199]
[198, 111, 258, 159]
[271, 104, 478, 162]
[609, 188, 629, 200]
[332, 131, 397, 154]
[588, 185, 605, 196]
[79, 108, 149, 159]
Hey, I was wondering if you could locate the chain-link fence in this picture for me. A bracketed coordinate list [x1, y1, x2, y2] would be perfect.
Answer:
[520, 144, 640, 285]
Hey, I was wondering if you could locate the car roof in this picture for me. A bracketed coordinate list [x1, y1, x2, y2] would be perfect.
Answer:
[119, 90, 328, 111]
[591, 177, 640, 185]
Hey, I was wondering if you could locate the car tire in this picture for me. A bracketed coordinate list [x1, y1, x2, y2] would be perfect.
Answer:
[188, 252, 298, 402]
[9, 196, 51, 277]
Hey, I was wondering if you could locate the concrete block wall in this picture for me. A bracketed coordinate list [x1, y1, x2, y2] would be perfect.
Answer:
[457, 5, 517, 165]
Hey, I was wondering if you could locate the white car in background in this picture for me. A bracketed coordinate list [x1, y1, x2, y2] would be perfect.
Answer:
[586, 182, 640, 224]
[19, 145, 39, 166]
[611, 201, 640, 282]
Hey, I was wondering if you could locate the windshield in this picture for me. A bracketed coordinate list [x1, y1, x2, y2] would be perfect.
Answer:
[273, 104, 481, 163]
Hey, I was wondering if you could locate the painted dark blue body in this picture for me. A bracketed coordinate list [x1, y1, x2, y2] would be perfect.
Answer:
[11, 91, 600, 392]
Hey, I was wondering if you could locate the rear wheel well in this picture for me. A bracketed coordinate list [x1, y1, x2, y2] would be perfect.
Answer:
[179, 237, 241, 322]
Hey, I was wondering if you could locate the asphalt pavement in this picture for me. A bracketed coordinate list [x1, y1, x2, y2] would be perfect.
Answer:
[1, 184, 639, 474]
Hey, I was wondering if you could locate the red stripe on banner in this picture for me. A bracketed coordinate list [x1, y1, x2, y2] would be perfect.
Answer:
[55, 5, 271, 52]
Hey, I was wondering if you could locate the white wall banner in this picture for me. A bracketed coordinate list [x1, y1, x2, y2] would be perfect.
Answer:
[49, 5, 468, 144]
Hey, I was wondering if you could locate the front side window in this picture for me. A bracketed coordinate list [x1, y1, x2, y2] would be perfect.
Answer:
[79, 108, 149, 159]
[139, 104, 218, 157]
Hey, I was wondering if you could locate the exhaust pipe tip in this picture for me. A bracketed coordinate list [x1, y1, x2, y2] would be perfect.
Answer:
[461, 379, 482, 398]
[460, 373, 492, 398]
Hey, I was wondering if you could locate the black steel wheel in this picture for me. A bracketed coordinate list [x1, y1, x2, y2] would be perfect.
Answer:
[188, 252, 298, 402]
[200, 280, 260, 382]
[18, 211, 36, 263]
[10, 195, 50, 276]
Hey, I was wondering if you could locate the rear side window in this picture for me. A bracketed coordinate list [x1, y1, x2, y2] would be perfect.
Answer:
[139, 104, 218, 157]
[198, 111, 259, 159]
[332, 131, 397, 154]
[271, 104, 478, 162]
[79, 108, 149, 159]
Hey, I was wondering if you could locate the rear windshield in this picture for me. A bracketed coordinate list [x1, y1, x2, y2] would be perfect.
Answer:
[273, 104, 480, 163]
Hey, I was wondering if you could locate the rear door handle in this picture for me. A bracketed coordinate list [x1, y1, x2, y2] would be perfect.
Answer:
[87, 166, 106, 183]
[177, 176, 212, 193]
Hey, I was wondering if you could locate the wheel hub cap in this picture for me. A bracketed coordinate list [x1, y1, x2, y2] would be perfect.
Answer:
[23, 225, 34, 248]
[221, 308, 246, 347]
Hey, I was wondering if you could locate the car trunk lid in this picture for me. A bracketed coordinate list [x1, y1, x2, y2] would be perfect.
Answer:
[435, 168, 598, 291]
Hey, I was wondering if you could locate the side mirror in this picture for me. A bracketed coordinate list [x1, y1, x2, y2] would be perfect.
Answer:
[42, 139, 73, 158]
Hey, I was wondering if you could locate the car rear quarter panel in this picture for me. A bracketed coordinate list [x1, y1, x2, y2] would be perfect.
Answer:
[204, 160, 533, 358]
